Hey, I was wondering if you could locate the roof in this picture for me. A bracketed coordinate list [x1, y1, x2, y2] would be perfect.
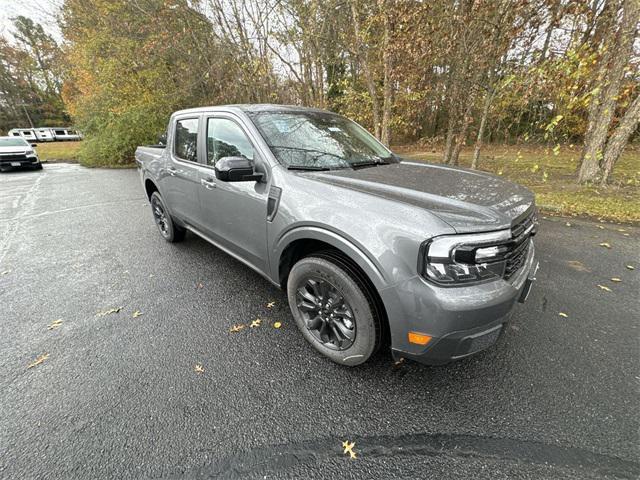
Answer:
[173, 103, 333, 116]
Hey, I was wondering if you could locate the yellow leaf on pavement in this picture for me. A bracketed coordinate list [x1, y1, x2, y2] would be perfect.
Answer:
[132, 310, 143, 318]
[27, 353, 49, 369]
[96, 307, 122, 317]
[610, 278, 622, 282]
[599, 242, 611, 248]
[626, 265, 635, 270]
[250, 319, 261, 328]
[267, 301, 276, 308]
[47, 319, 63, 330]
[194, 364, 204, 373]
[558, 312, 568, 318]
[342, 440, 357, 459]
[230, 324, 245, 333]
[0, 270, 11, 276]
[597, 284, 612, 292]
[273, 321, 282, 329]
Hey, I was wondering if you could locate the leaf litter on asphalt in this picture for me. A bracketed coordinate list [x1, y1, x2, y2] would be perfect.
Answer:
[27, 353, 49, 369]
[230, 324, 245, 333]
[0, 269, 11, 276]
[558, 312, 568, 318]
[597, 284, 612, 292]
[599, 242, 611, 249]
[250, 319, 261, 328]
[610, 278, 622, 283]
[273, 322, 282, 329]
[132, 310, 143, 318]
[194, 364, 204, 374]
[266, 301, 276, 308]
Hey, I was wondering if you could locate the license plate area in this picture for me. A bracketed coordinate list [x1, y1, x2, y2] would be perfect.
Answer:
[11, 162, 21, 167]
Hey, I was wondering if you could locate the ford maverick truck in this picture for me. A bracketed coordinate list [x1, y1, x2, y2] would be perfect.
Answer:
[136, 105, 538, 366]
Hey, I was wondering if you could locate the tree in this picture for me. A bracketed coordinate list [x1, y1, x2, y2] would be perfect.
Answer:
[577, 0, 639, 183]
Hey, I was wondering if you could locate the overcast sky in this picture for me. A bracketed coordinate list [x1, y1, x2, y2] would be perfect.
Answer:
[1, 0, 62, 41]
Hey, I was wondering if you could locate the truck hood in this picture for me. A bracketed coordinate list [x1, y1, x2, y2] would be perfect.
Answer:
[0, 146, 30, 154]
[307, 161, 535, 233]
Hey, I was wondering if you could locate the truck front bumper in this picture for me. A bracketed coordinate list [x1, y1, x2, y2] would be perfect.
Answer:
[381, 240, 538, 365]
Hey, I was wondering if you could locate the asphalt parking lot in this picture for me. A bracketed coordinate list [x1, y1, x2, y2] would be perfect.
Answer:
[1, 163, 638, 479]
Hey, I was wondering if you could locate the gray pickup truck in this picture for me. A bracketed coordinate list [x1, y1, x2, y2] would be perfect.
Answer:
[136, 104, 538, 366]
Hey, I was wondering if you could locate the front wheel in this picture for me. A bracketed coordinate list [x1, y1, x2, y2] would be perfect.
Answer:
[287, 255, 381, 366]
[150, 191, 185, 242]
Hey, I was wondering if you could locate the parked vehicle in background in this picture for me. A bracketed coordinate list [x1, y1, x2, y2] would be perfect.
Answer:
[8, 128, 37, 142]
[8, 127, 82, 142]
[0, 136, 42, 171]
[33, 128, 55, 142]
[136, 104, 539, 367]
[50, 128, 82, 141]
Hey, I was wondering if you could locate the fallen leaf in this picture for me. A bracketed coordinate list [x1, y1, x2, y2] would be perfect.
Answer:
[250, 319, 262, 328]
[565, 222, 572, 227]
[558, 312, 568, 318]
[567, 260, 590, 272]
[47, 319, 63, 330]
[597, 284, 612, 292]
[623, 233, 630, 237]
[132, 310, 143, 318]
[0, 270, 11, 276]
[610, 277, 622, 282]
[599, 242, 611, 248]
[626, 265, 635, 270]
[27, 353, 49, 369]
[194, 364, 204, 373]
[617, 228, 626, 232]
[342, 440, 357, 459]
[96, 307, 122, 317]
[597, 225, 605, 230]
[196, 283, 204, 289]
[394, 357, 405, 366]
[230, 324, 245, 332]
[266, 301, 276, 308]
[273, 321, 282, 329]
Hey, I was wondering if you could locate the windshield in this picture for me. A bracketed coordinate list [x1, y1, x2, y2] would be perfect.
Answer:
[0, 137, 29, 147]
[248, 111, 394, 169]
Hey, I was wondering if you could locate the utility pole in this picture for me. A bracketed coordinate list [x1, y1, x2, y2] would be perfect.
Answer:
[19, 104, 35, 128]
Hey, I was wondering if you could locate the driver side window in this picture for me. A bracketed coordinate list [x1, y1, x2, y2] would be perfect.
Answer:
[206, 118, 254, 166]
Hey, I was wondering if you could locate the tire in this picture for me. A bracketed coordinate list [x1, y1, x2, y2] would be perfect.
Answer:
[34, 163, 43, 170]
[149, 191, 186, 242]
[287, 254, 381, 366]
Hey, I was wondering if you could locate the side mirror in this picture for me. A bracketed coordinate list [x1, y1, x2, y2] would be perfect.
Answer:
[158, 132, 167, 146]
[215, 156, 263, 182]
[30, 143, 37, 147]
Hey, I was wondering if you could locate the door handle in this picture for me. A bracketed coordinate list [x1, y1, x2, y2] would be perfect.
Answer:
[201, 178, 217, 190]
[166, 167, 177, 176]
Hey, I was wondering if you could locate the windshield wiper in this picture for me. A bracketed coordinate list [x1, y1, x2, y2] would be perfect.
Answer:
[286, 165, 332, 171]
[350, 160, 392, 169]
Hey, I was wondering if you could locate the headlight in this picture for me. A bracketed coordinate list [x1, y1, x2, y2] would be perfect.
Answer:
[420, 230, 513, 286]
[26, 149, 36, 156]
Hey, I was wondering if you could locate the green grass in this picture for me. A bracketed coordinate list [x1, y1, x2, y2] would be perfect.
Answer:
[36, 141, 82, 162]
[394, 144, 640, 223]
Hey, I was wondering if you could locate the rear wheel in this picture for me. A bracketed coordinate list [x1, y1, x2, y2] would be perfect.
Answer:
[150, 191, 185, 242]
[287, 255, 381, 366]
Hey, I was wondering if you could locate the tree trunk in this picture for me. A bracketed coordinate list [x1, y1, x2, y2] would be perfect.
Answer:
[450, 100, 474, 166]
[471, 85, 496, 169]
[578, 0, 639, 183]
[600, 92, 640, 184]
[350, 0, 381, 139]
[378, 0, 392, 146]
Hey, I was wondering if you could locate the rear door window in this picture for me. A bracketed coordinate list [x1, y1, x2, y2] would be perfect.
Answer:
[174, 118, 199, 162]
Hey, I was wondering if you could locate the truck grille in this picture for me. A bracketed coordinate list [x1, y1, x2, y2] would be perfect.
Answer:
[0, 154, 28, 164]
[504, 209, 537, 280]
[504, 239, 530, 280]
